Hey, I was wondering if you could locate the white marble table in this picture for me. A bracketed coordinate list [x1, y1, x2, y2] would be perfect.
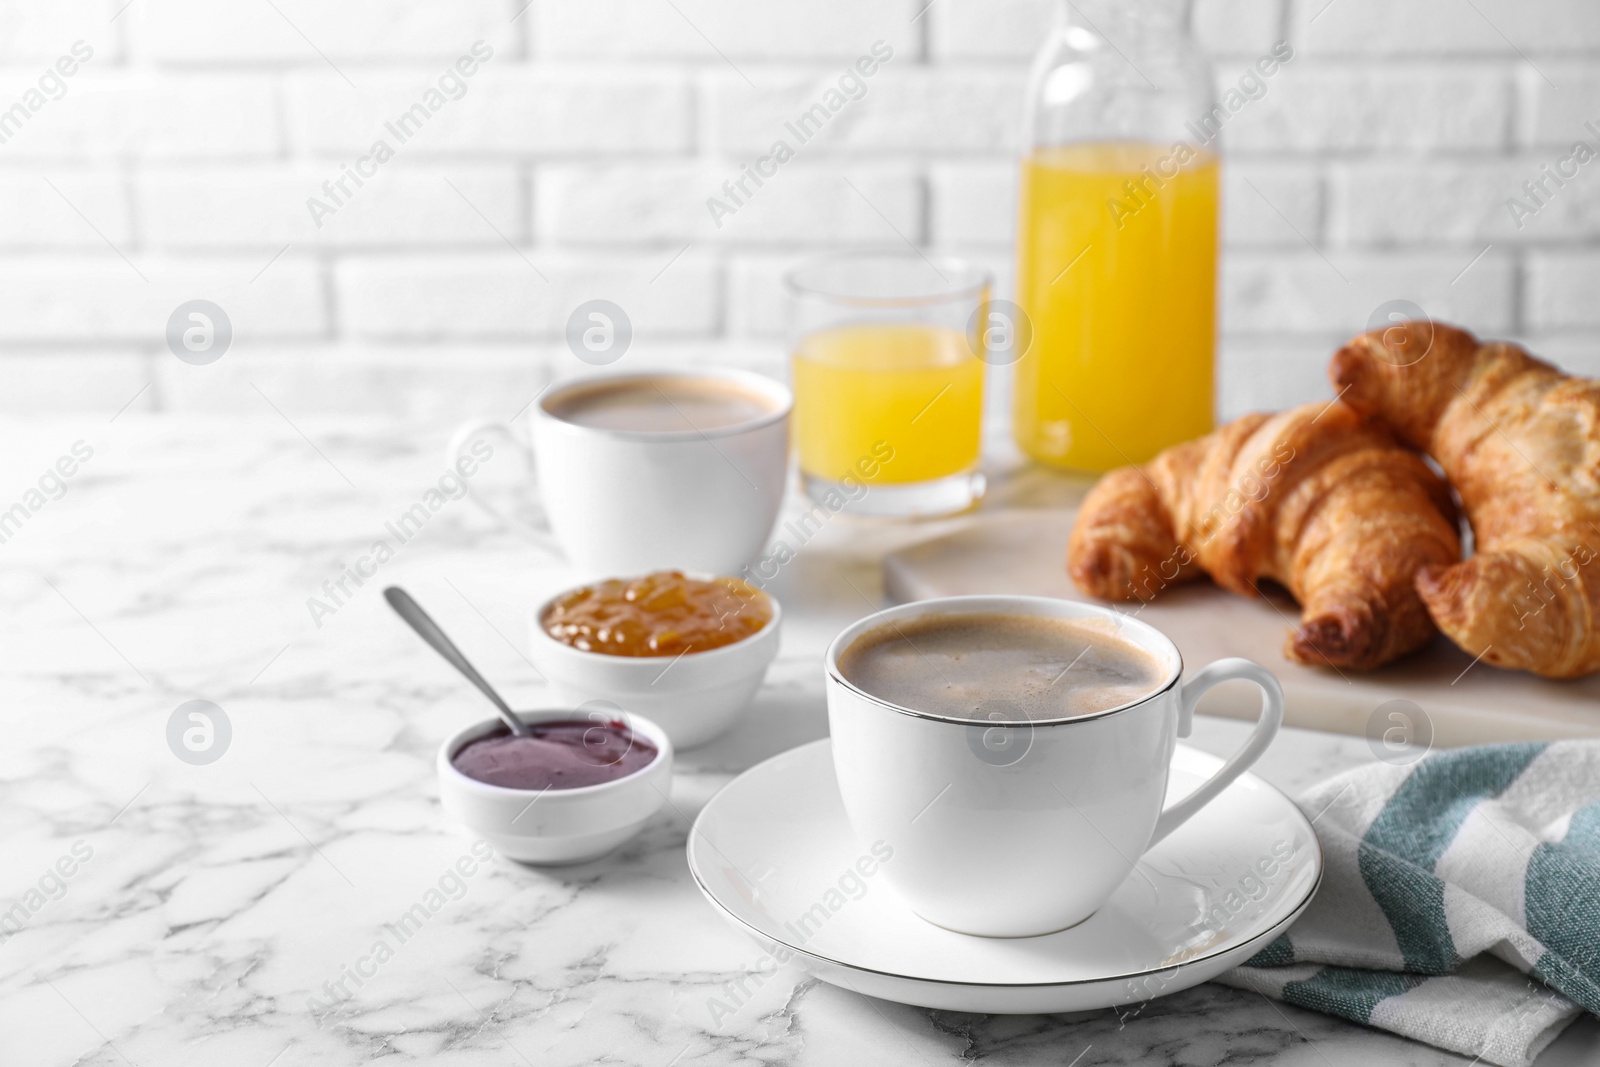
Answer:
[3, 415, 1596, 1066]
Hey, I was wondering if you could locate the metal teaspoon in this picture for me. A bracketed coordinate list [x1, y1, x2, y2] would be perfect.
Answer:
[383, 586, 531, 737]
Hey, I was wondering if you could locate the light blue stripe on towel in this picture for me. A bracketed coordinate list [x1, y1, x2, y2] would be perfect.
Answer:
[1360, 743, 1546, 974]
[1247, 936, 1294, 967]
[1527, 799, 1600, 1014]
[1280, 965, 1426, 1022]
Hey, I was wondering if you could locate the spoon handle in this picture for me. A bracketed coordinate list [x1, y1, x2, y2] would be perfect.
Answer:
[383, 586, 529, 736]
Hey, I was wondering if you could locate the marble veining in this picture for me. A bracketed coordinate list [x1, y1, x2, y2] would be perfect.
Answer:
[0, 415, 1585, 1066]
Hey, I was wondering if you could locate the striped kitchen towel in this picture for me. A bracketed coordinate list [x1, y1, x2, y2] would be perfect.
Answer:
[1216, 741, 1600, 1067]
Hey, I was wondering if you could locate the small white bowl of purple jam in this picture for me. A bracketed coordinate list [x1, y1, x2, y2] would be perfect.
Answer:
[437, 709, 673, 865]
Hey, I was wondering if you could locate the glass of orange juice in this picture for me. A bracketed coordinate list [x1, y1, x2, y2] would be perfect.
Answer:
[786, 251, 991, 518]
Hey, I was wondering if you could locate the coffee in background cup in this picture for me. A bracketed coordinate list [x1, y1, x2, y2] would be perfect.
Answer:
[545, 375, 778, 434]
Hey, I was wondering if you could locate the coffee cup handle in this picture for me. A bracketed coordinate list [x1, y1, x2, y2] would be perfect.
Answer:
[445, 417, 560, 552]
[1148, 658, 1284, 846]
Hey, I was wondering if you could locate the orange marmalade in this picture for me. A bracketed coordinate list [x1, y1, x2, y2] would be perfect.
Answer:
[541, 571, 773, 657]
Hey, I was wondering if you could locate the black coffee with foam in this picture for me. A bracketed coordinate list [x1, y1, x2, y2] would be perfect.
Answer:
[838, 612, 1167, 721]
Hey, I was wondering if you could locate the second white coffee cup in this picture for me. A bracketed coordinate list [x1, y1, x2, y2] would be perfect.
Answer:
[448, 369, 791, 579]
[825, 595, 1284, 938]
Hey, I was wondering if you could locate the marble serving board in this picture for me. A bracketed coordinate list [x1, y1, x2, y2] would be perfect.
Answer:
[883, 509, 1600, 746]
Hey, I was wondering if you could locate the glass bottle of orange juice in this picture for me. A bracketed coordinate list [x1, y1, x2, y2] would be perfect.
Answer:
[1013, 0, 1219, 471]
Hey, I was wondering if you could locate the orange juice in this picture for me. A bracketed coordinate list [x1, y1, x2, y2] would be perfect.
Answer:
[1013, 141, 1218, 471]
[791, 323, 983, 485]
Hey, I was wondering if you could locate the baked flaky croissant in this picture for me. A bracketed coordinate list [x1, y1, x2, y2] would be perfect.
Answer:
[1068, 401, 1461, 671]
[1332, 321, 1600, 678]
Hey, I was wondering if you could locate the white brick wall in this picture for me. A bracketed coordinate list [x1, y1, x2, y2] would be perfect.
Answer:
[2, 0, 1598, 419]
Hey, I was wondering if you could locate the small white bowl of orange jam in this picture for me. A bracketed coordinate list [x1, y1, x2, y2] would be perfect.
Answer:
[529, 571, 781, 749]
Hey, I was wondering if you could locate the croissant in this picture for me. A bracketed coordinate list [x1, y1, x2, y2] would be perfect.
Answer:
[1068, 401, 1461, 670]
[1331, 321, 1600, 678]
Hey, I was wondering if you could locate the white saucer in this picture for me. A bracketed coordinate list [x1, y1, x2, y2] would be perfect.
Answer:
[688, 739, 1321, 1014]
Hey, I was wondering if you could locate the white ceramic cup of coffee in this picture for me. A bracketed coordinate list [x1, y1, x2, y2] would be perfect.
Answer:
[825, 595, 1284, 938]
[447, 369, 791, 578]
